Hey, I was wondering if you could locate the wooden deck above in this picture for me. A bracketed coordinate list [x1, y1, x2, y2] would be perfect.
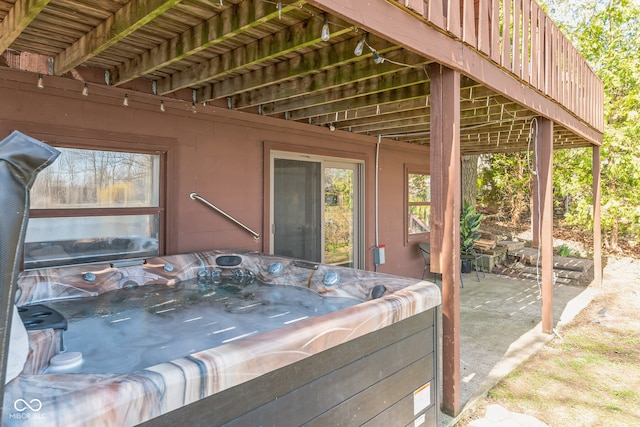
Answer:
[0, 0, 603, 153]
[395, 0, 604, 135]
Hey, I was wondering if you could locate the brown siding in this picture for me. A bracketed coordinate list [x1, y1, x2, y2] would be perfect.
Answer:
[377, 141, 430, 278]
[0, 68, 429, 278]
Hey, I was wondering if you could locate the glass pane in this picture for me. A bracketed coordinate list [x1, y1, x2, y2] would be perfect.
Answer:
[324, 167, 354, 267]
[31, 148, 160, 209]
[273, 159, 322, 262]
[408, 174, 430, 203]
[24, 215, 159, 269]
[408, 205, 430, 235]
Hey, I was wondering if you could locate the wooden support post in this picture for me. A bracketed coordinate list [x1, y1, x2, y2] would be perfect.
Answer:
[593, 146, 602, 286]
[538, 118, 554, 333]
[427, 63, 461, 417]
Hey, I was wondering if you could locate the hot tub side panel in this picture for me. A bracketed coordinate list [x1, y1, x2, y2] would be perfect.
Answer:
[140, 307, 439, 427]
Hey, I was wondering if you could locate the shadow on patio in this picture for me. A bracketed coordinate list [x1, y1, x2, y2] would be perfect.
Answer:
[437, 271, 597, 426]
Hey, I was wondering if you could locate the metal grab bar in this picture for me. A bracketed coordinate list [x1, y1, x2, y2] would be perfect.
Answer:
[189, 192, 260, 240]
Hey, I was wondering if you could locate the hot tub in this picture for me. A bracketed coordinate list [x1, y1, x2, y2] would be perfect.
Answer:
[3, 250, 441, 426]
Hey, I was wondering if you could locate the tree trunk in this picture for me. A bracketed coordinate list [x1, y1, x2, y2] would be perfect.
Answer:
[511, 153, 527, 225]
[611, 217, 619, 250]
[461, 154, 479, 207]
[512, 191, 524, 225]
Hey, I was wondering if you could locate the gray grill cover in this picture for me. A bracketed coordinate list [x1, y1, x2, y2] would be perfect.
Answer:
[0, 131, 59, 391]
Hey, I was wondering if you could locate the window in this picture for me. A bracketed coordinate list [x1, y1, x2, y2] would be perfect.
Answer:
[25, 147, 163, 269]
[406, 168, 430, 241]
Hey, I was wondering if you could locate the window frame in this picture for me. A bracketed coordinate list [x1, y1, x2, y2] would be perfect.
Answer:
[405, 164, 431, 244]
[27, 143, 167, 268]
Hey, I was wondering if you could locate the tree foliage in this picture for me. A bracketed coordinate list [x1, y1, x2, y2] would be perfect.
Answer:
[478, 152, 532, 224]
[549, 0, 640, 249]
[460, 202, 483, 256]
[479, 0, 640, 250]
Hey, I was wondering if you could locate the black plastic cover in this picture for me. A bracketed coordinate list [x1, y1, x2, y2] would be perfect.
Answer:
[17, 304, 68, 331]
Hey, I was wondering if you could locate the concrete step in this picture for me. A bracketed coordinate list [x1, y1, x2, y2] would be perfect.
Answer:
[482, 246, 508, 256]
[496, 240, 526, 251]
[491, 241, 595, 286]
[516, 265, 586, 280]
[507, 247, 593, 272]
[492, 266, 573, 285]
[493, 259, 594, 286]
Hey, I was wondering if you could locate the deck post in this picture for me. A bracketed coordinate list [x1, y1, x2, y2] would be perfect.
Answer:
[427, 63, 461, 417]
[593, 146, 602, 286]
[538, 117, 554, 333]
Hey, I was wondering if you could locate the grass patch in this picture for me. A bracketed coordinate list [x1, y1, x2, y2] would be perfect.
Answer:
[462, 287, 640, 427]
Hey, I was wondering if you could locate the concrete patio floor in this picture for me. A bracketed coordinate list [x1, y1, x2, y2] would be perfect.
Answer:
[436, 271, 597, 426]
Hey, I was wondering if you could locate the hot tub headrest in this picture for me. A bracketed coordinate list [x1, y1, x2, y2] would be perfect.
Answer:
[215, 255, 243, 267]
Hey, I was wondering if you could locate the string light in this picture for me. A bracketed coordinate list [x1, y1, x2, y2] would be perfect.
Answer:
[354, 36, 366, 56]
[18, 7, 423, 129]
[309, 9, 422, 68]
[371, 49, 384, 64]
[30, 6, 421, 111]
[321, 18, 330, 41]
[352, 34, 420, 67]
[352, 35, 385, 64]
[191, 89, 198, 113]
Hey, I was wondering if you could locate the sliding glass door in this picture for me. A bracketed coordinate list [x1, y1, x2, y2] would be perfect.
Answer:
[271, 153, 363, 268]
[324, 163, 357, 267]
[273, 158, 322, 262]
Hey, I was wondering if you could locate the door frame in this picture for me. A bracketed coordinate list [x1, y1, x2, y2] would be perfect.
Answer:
[268, 149, 365, 268]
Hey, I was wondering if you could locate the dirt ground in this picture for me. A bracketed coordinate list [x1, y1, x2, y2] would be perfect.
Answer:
[456, 256, 640, 426]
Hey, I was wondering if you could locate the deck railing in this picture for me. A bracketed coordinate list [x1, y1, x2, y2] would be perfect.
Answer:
[394, 0, 604, 133]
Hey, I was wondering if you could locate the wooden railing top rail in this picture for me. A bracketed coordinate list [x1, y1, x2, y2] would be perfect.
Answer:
[393, 0, 604, 133]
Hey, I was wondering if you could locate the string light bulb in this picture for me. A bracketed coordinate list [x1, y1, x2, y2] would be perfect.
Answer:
[354, 36, 366, 56]
[371, 50, 384, 64]
[160, 100, 165, 112]
[277, 2, 282, 19]
[123, 93, 129, 107]
[82, 83, 89, 96]
[37, 74, 44, 89]
[191, 89, 198, 113]
[321, 18, 330, 42]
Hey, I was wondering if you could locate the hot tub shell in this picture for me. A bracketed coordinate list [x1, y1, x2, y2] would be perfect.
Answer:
[4, 250, 440, 426]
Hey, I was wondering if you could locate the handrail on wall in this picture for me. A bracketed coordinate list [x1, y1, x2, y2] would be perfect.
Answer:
[189, 192, 260, 240]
